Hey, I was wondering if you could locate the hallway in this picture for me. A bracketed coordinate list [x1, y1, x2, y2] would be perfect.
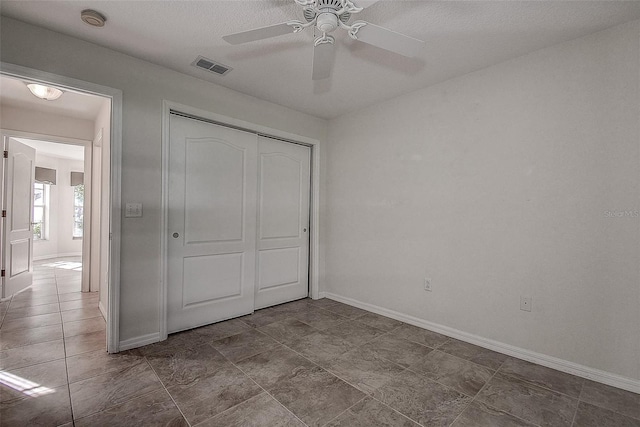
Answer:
[0, 256, 104, 425]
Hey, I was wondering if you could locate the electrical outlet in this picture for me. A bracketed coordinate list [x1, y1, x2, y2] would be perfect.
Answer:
[424, 278, 432, 292]
[520, 296, 532, 312]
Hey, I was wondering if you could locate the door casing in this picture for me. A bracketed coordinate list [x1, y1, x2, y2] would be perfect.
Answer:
[0, 62, 123, 354]
[160, 101, 321, 342]
[0, 134, 92, 294]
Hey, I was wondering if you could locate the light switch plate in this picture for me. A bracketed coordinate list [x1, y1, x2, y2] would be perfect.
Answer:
[125, 203, 143, 218]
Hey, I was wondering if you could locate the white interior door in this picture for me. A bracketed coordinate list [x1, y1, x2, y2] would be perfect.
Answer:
[167, 115, 258, 333]
[2, 137, 35, 298]
[255, 136, 310, 309]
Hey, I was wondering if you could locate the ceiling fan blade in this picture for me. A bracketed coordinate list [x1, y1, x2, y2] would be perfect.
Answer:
[350, 21, 425, 58]
[312, 38, 335, 80]
[223, 22, 296, 45]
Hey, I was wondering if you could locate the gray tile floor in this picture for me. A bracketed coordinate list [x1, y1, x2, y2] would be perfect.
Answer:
[1, 262, 639, 426]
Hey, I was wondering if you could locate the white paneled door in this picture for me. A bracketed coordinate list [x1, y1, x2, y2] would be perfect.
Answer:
[167, 115, 258, 333]
[256, 137, 310, 309]
[2, 137, 35, 298]
[167, 116, 312, 332]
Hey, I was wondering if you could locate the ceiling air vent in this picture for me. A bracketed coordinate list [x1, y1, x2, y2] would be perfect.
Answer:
[191, 56, 233, 76]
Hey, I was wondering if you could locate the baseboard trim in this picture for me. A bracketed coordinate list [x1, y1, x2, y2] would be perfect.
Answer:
[34, 252, 82, 261]
[119, 332, 160, 352]
[98, 300, 107, 321]
[321, 292, 640, 394]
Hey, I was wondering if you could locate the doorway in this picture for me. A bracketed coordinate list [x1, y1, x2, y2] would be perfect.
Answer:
[12, 138, 88, 296]
[0, 63, 122, 353]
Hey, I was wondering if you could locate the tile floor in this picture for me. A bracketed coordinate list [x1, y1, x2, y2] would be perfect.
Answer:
[1, 266, 639, 426]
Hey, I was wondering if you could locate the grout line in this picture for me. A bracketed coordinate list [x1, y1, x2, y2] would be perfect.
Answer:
[0, 298, 12, 329]
[229, 361, 310, 427]
[66, 352, 146, 386]
[446, 357, 543, 427]
[63, 353, 75, 425]
[446, 360, 501, 427]
[569, 378, 586, 426]
[576, 376, 586, 401]
[138, 300, 633, 427]
[401, 363, 477, 400]
[493, 368, 584, 400]
[55, 265, 78, 426]
[569, 404, 579, 427]
[144, 357, 192, 427]
[320, 395, 367, 426]
[0, 329, 65, 351]
[575, 388, 640, 423]
[264, 323, 426, 425]
[367, 392, 427, 427]
[0, 354, 67, 373]
[220, 313, 384, 425]
[421, 347, 492, 371]
[72, 385, 165, 423]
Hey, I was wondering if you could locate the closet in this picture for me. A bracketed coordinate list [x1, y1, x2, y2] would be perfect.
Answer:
[167, 114, 310, 333]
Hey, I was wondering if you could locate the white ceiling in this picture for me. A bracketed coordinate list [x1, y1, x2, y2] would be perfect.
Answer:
[0, 75, 107, 120]
[17, 138, 85, 161]
[2, 1, 640, 119]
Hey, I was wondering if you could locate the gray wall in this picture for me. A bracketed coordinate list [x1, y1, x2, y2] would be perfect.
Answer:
[325, 20, 640, 380]
[0, 16, 327, 343]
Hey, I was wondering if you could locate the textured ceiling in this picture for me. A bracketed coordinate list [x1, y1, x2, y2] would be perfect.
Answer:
[2, 1, 640, 119]
[0, 75, 108, 120]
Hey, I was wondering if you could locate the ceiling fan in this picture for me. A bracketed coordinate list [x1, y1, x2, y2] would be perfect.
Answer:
[223, 0, 425, 80]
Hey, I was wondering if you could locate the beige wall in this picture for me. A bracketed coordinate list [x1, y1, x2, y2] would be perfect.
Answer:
[326, 20, 640, 381]
[0, 16, 328, 343]
[0, 104, 94, 140]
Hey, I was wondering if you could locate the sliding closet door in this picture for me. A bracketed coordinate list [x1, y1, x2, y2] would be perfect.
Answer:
[167, 115, 257, 333]
[255, 136, 310, 309]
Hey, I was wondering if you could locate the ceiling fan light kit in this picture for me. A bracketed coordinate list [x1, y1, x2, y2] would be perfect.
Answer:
[223, 0, 425, 80]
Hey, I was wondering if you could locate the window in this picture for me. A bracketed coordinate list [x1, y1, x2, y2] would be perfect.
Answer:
[73, 184, 84, 238]
[33, 183, 49, 240]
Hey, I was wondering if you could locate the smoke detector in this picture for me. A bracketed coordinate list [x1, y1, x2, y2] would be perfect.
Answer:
[81, 9, 107, 27]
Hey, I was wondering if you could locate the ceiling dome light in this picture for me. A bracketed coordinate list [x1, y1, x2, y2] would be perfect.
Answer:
[81, 9, 106, 27]
[26, 84, 64, 101]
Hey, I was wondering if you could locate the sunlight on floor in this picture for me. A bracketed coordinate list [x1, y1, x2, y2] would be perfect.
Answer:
[0, 372, 55, 397]
[41, 261, 82, 272]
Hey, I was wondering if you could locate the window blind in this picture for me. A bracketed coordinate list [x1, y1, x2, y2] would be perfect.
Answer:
[70, 171, 84, 186]
[35, 167, 56, 185]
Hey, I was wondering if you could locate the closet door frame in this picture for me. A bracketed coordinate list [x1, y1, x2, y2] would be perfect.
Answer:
[159, 101, 321, 342]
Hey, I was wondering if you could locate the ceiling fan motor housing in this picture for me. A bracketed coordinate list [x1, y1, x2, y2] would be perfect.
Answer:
[316, 12, 338, 33]
[303, 0, 351, 25]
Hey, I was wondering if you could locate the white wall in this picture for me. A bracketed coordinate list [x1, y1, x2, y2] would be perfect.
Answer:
[33, 154, 84, 260]
[326, 20, 640, 381]
[0, 17, 328, 343]
[0, 104, 94, 140]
